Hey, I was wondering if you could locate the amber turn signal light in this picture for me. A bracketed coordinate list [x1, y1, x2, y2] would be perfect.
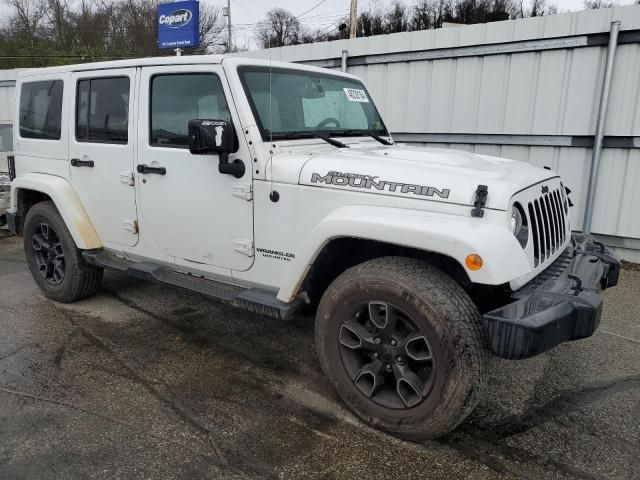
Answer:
[465, 254, 483, 271]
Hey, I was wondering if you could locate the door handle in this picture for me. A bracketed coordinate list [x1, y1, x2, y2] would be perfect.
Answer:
[70, 158, 94, 167]
[137, 164, 166, 175]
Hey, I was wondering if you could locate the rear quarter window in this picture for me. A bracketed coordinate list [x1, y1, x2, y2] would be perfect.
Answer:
[0, 124, 13, 152]
[19, 80, 63, 140]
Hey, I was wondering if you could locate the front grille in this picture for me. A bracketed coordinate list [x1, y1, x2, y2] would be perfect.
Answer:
[527, 186, 568, 267]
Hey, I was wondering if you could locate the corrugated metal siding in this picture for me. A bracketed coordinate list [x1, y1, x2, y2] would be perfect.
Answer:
[0, 70, 17, 123]
[240, 5, 640, 244]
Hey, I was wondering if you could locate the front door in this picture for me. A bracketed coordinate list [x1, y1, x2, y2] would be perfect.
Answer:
[68, 69, 138, 248]
[135, 65, 254, 271]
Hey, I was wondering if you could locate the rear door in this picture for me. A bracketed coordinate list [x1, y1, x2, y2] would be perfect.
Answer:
[68, 69, 138, 249]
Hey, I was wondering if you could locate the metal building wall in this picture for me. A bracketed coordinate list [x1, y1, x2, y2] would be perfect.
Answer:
[0, 70, 17, 123]
[242, 5, 640, 260]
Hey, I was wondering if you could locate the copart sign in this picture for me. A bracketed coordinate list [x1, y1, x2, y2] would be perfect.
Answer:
[157, 1, 200, 49]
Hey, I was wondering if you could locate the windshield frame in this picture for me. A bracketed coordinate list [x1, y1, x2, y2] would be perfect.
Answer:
[237, 65, 390, 142]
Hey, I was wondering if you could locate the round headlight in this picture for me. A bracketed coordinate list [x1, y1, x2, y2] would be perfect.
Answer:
[510, 203, 528, 248]
[510, 205, 523, 236]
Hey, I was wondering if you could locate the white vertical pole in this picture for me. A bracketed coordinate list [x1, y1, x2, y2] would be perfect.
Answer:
[582, 20, 620, 234]
[341, 50, 348, 72]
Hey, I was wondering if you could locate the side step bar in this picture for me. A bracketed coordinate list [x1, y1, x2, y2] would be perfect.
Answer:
[82, 251, 301, 321]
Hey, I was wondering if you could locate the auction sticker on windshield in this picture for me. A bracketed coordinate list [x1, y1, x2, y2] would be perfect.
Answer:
[343, 88, 369, 103]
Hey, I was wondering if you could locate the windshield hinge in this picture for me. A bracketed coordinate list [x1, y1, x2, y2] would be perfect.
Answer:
[124, 219, 138, 234]
[471, 185, 488, 218]
[232, 183, 253, 201]
[234, 239, 254, 257]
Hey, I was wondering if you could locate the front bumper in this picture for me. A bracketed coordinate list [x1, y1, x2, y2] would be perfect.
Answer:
[482, 234, 620, 360]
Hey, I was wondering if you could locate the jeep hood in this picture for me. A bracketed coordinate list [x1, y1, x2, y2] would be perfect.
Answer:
[296, 144, 557, 211]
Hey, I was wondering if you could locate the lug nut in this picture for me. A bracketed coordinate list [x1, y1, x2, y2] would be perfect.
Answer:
[396, 356, 403, 363]
[390, 339, 397, 346]
[385, 364, 392, 371]
[373, 352, 379, 359]
[374, 337, 382, 344]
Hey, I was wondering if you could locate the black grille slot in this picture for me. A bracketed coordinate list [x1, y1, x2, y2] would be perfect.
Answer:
[526, 186, 569, 267]
[528, 203, 540, 266]
[544, 194, 557, 250]
[551, 190, 563, 245]
[540, 198, 552, 257]
[533, 200, 546, 261]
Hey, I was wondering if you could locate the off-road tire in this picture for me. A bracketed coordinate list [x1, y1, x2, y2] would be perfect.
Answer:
[315, 256, 490, 440]
[23, 201, 103, 302]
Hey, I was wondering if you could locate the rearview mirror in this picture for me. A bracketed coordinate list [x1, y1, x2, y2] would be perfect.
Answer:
[188, 119, 245, 178]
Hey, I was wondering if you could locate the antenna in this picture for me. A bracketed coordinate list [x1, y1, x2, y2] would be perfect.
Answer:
[268, 50, 275, 199]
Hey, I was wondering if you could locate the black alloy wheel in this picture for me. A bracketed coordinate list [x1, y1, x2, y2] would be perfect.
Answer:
[315, 257, 490, 439]
[31, 222, 66, 285]
[339, 301, 435, 409]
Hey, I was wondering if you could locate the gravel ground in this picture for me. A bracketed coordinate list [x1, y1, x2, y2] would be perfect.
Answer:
[1, 229, 639, 480]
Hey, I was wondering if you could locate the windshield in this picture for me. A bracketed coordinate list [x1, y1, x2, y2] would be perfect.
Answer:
[238, 66, 388, 140]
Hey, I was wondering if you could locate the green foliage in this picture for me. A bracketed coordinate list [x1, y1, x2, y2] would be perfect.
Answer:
[0, 0, 225, 69]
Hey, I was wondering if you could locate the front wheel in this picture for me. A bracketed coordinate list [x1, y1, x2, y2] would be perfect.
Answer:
[315, 257, 490, 440]
[23, 201, 103, 303]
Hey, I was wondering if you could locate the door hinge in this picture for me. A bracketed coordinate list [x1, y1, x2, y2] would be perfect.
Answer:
[234, 239, 254, 256]
[232, 183, 253, 201]
[124, 219, 139, 234]
[120, 170, 135, 186]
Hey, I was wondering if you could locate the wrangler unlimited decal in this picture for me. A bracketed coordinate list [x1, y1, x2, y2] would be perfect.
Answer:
[256, 248, 295, 262]
[310, 171, 450, 199]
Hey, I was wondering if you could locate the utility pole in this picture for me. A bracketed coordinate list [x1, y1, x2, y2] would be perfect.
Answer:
[349, 0, 357, 38]
[223, 0, 232, 52]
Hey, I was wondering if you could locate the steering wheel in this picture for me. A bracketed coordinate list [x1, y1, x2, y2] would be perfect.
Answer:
[316, 117, 341, 129]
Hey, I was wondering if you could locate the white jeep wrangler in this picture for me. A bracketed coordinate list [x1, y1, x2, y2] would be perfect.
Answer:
[6, 56, 619, 439]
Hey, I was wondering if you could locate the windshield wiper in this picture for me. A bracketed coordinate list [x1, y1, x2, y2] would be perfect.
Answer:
[340, 129, 393, 146]
[277, 131, 349, 148]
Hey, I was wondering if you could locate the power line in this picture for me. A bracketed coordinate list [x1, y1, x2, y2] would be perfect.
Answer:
[231, 0, 260, 20]
[296, 0, 331, 19]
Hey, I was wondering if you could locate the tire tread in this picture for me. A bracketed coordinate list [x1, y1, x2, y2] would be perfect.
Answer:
[23, 201, 103, 303]
[316, 256, 490, 440]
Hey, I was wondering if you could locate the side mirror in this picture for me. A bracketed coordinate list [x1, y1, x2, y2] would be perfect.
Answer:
[188, 119, 245, 178]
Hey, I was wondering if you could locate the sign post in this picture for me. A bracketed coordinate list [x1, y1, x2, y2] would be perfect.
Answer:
[158, 1, 200, 54]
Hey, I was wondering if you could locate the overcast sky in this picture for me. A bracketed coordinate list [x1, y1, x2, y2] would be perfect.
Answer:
[223, 0, 636, 49]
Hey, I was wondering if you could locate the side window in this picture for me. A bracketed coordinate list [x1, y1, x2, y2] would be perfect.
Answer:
[76, 77, 130, 144]
[19, 80, 63, 140]
[150, 73, 231, 148]
[0, 124, 13, 152]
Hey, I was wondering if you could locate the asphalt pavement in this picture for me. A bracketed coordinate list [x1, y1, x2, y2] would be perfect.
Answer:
[1, 229, 639, 480]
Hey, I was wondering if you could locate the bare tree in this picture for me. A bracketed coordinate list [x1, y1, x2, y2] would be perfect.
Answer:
[410, 0, 436, 30]
[527, 0, 557, 17]
[386, 1, 409, 33]
[47, 0, 75, 52]
[583, 0, 616, 8]
[357, 9, 385, 36]
[8, 0, 47, 45]
[255, 8, 301, 49]
[198, 3, 225, 52]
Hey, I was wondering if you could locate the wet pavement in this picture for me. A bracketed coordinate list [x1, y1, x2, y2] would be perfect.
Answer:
[1, 229, 639, 480]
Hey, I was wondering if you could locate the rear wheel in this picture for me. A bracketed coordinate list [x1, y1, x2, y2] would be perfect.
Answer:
[315, 256, 490, 440]
[23, 201, 102, 302]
